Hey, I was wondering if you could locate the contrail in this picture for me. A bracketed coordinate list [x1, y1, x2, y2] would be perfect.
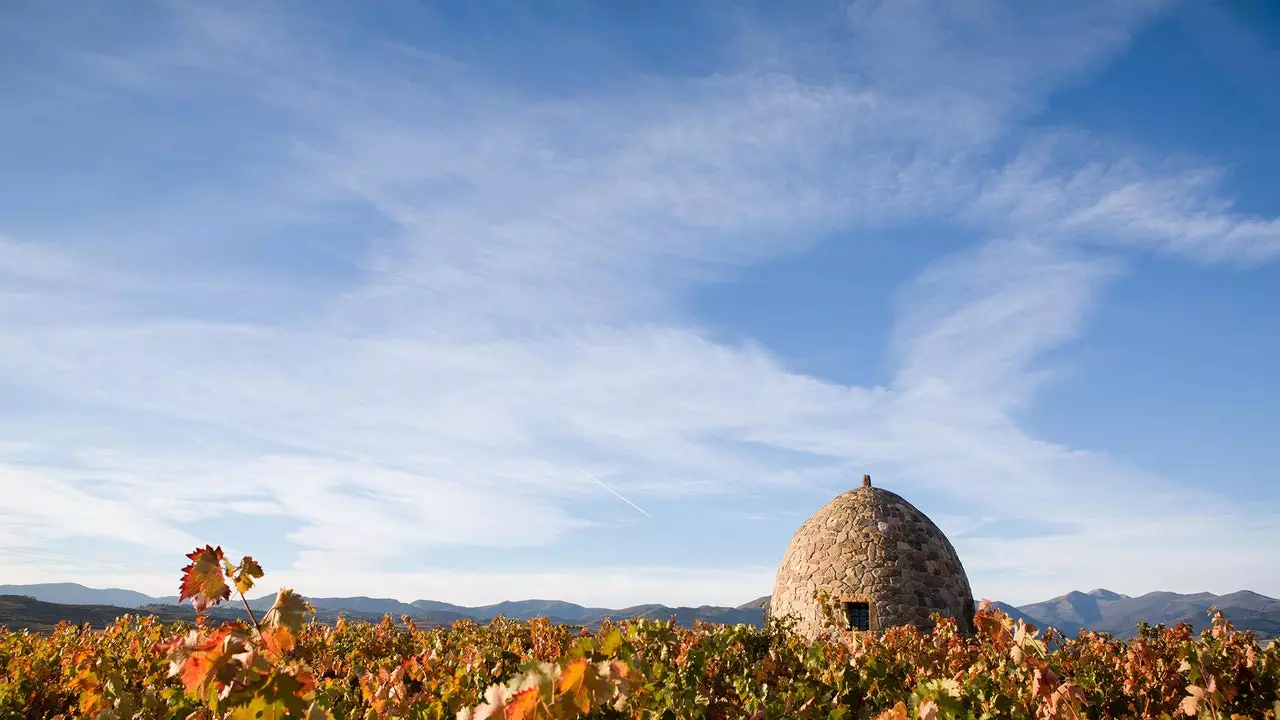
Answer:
[576, 466, 651, 518]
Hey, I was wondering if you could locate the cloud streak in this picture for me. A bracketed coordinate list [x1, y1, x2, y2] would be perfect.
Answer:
[578, 467, 652, 519]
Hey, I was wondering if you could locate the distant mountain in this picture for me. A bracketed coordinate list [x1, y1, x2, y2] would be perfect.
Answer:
[285, 596, 421, 616]
[408, 599, 471, 614]
[1018, 589, 1128, 628]
[0, 583, 173, 609]
[4, 583, 1274, 641]
[407, 599, 615, 623]
[601, 604, 766, 627]
[988, 601, 1063, 632]
[1017, 589, 1280, 641]
[230, 593, 763, 628]
[1, 594, 234, 633]
[0, 585, 770, 631]
[472, 600, 612, 622]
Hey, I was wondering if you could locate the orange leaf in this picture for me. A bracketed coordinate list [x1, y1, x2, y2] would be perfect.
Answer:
[259, 625, 297, 659]
[176, 627, 241, 695]
[503, 686, 540, 720]
[179, 545, 231, 613]
[974, 611, 1007, 642]
[558, 658, 590, 713]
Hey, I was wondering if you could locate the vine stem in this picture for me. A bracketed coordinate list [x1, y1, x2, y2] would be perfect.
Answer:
[239, 590, 263, 636]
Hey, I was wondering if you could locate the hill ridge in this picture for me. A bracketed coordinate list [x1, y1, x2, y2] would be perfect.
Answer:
[4, 584, 1276, 640]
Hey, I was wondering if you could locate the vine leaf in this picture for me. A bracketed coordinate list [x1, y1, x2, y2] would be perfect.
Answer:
[1180, 685, 1206, 716]
[874, 702, 908, 720]
[259, 626, 297, 659]
[263, 589, 309, 632]
[162, 626, 242, 695]
[557, 658, 589, 713]
[502, 686, 540, 720]
[598, 628, 622, 656]
[179, 545, 232, 613]
[231, 556, 265, 596]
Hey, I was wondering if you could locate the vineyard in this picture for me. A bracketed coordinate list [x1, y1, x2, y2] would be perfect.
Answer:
[2, 547, 1278, 720]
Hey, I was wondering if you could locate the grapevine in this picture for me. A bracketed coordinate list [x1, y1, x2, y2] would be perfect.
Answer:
[1, 547, 1277, 719]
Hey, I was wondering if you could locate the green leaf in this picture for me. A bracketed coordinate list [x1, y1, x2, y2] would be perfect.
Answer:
[226, 697, 287, 720]
[599, 628, 623, 656]
[232, 557, 265, 596]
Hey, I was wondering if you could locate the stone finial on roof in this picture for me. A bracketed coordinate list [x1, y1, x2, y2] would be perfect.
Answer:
[861, 474, 872, 488]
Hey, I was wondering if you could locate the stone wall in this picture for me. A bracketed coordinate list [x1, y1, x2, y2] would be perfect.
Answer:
[768, 483, 974, 638]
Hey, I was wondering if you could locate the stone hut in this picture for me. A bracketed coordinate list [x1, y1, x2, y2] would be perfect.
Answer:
[768, 475, 975, 637]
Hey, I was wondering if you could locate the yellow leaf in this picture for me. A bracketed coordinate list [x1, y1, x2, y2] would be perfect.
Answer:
[557, 658, 587, 695]
[598, 628, 622, 655]
[557, 658, 590, 713]
[264, 589, 309, 632]
[233, 556, 265, 595]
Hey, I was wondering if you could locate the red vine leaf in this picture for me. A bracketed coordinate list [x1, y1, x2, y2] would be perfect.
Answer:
[179, 545, 231, 613]
[165, 626, 243, 696]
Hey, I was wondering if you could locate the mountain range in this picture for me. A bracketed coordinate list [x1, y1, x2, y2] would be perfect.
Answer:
[1014, 588, 1280, 640]
[0, 583, 767, 631]
[2, 583, 1276, 641]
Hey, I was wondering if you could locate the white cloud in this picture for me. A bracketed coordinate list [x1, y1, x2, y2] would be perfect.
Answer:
[968, 135, 1280, 264]
[0, 463, 197, 551]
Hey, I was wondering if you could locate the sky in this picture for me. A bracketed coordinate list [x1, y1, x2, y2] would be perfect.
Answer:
[1, 0, 1278, 609]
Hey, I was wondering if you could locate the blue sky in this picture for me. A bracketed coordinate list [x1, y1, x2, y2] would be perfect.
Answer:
[1, 0, 1278, 608]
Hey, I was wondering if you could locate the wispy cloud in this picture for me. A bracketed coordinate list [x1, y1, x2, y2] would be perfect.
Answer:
[968, 134, 1280, 264]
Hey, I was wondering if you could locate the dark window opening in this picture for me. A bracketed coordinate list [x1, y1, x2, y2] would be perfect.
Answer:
[843, 601, 870, 631]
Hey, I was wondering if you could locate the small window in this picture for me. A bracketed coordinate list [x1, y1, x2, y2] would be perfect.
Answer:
[843, 601, 870, 631]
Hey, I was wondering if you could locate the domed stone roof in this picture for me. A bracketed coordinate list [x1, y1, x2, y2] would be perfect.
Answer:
[768, 475, 974, 637]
